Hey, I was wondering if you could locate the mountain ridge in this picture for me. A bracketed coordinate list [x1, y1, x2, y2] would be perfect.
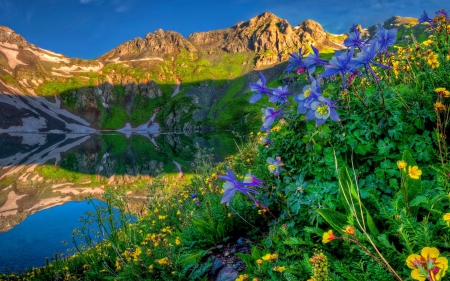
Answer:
[0, 13, 419, 134]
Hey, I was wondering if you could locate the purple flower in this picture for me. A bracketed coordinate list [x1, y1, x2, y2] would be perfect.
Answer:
[269, 85, 292, 104]
[418, 10, 433, 24]
[267, 157, 283, 176]
[244, 172, 265, 188]
[293, 78, 321, 114]
[261, 107, 283, 131]
[218, 168, 263, 206]
[344, 25, 366, 50]
[370, 24, 397, 53]
[321, 48, 354, 89]
[305, 96, 340, 126]
[285, 47, 305, 73]
[302, 45, 329, 74]
[249, 72, 271, 103]
[435, 9, 450, 21]
[348, 42, 387, 82]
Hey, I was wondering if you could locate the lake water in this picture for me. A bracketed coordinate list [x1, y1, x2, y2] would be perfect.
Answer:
[0, 131, 239, 273]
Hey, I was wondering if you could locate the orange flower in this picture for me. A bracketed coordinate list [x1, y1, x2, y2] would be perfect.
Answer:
[343, 226, 355, 235]
[322, 230, 336, 244]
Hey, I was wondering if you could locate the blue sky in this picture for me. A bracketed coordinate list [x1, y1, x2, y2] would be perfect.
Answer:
[0, 0, 447, 59]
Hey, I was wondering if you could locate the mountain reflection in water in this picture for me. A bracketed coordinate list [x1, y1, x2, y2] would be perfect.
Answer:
[0, 131, 238, 231]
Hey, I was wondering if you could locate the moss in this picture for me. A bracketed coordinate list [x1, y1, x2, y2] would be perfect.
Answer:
[37, 78, 86, 97]
[0, 74, 15, 84]
[100, 106, 128, 129]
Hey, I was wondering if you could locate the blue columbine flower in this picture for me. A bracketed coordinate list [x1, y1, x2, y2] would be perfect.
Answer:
[249, 72, 271, 103]
[267, 157, 283, 176]
[293, 77, 321, 114]
[218, 168, 263, 206]
[244, 172, 265, 188]
[302, 45, 329, 74]
[371, 24, 397, 53]
[269, 85, 292, 104]
[418, 10, 433, 24]
[344, 25, 366, 50]
[321, 48, 354, 89]
[261, 107, 283, 131]
[305, 96, 340, 126]
[348, 42, 387, 82]
[285, 47, 305, 73]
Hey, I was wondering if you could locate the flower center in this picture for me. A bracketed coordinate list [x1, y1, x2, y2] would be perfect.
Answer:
[317, 105, 329, 115]
[304, 89, 311, 98]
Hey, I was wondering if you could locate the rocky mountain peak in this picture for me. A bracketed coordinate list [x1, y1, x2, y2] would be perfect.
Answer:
[297, 20, 326, 42]
[100, 29, 196, 62]
[383, 16, 418, 28]
[0, 26, 29, 48]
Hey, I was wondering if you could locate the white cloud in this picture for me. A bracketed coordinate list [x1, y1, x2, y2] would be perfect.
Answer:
[79, 0, 97, 4]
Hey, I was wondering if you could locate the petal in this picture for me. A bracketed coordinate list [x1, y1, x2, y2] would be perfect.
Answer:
[436, 257, 449, 272]
[411, 268, 427, 281]
[321, 67, 339, 78]
[249, 93, 263, 104]
[221, 182, 237, 206]
[259, 72, 266, 85]
[421, 247, 440, 259]
[406, 254, 422, 269]
[297, 102, 308, 114]
[316, 117, 327, 126]
[330, 108, 340, 121]
[310, 101, 321, 110]
[305, 110, 315, 120]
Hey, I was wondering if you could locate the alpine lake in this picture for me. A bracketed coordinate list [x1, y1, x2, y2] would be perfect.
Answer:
[0, 131, 239, 273]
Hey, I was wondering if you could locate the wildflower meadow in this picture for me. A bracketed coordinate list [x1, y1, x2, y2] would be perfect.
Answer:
[3, 8, 450, 281]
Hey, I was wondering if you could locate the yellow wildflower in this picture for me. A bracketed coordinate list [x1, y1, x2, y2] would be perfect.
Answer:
[435, 87, 450, 98]
[262, 253, 272, 261]
[256, 259, 263, 265]
[397, 160, 407, 170]
[235, 274, 249, 281]
[156, 257, 170, 266]
[427, 52, 439, 68]
[408, 166, 422, 180]
[175, 237, 181, 245]
[273, 266, 286, 272]
[406, 247, 448, 281]
[322, 230, 336, 244]
[444, 213, 450, 226]
[435, 102, 447, 112]
[422, 39, 433, 46]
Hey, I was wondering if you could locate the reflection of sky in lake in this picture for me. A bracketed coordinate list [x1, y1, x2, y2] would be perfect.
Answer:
[0, 131, 238, 272]
[0, 200, 111, 273]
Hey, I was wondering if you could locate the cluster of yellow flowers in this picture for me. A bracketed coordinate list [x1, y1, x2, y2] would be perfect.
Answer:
[309, 251, 330, 281]
[261, 253, 278, 262]
[396, 160, 422, 179]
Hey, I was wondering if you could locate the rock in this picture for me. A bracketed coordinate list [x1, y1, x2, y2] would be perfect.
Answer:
[209, 257, 224, 276]
[216, 267, 239, 281]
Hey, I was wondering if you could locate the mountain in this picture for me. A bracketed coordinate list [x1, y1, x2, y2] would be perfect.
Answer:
[0, 13, 418, 134]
